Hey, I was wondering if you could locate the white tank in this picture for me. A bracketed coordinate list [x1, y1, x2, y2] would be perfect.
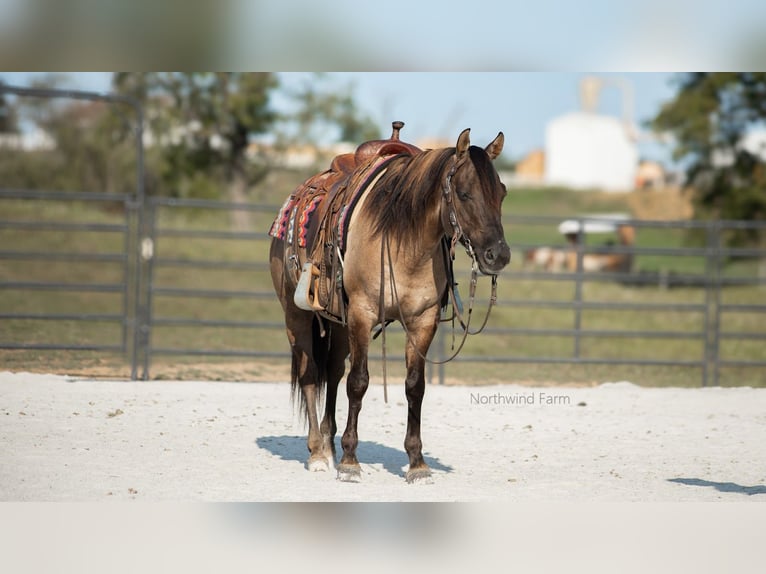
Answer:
[544, 111, 638, 192]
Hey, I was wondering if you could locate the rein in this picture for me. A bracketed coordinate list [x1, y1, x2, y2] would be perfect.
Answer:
[383, 233, 496, 364]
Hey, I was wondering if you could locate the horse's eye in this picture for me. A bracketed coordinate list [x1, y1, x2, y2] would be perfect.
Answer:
[457, 190, 471, 201]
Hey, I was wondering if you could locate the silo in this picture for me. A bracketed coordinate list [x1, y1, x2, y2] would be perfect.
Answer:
[545, 111, 638, 192]
[544, 76, 639, 192]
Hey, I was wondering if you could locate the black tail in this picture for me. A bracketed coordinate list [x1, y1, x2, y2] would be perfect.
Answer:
[290, 316, 330, 421]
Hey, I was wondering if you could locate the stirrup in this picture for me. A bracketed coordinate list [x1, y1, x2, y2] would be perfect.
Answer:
[294, 262, 323, 312]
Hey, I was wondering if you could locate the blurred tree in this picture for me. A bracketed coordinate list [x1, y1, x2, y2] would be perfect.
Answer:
[3, 73, 381, 217]
[279, 73, 380, 165]
[0, 73, 136, 196]
[37, 99, 117, 193]
[0, 81, 18, 133]
[652, 73, 766, 246]
[113, 73, 279, 228]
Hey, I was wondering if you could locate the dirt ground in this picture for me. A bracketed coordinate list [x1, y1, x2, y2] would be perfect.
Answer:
[1, 371, 764, 501]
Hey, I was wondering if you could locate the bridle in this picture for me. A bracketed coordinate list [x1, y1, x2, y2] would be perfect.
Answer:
[439, 155, 498, 334]
[442, 157, 474, 261]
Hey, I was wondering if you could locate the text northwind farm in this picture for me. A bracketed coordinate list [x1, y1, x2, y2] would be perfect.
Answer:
[470, 392, 571, 406]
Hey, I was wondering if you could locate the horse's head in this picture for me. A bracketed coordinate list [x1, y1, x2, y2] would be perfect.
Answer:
[445, 128, 511, 275]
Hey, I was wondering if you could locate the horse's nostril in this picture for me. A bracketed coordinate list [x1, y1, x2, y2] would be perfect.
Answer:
[485, 247, 495, 261]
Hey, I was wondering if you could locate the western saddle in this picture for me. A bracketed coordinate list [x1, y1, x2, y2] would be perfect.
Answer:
[270, 121, 422, 323]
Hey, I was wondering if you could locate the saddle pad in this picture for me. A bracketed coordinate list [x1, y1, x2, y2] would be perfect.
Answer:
[268, 191, 325, 248]
[268, 154, 398, 250]
[268, 194, 297, 243]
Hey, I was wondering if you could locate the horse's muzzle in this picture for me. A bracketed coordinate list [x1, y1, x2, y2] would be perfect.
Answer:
[479, 239, 511, 274]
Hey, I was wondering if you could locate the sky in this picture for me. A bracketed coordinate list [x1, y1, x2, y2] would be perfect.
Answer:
[321, 73, 678, 163]
[241, 1, 766, 71]
[1, 71, 680, 165]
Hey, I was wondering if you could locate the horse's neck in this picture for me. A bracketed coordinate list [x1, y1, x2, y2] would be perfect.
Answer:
[391, 180, 446, 268]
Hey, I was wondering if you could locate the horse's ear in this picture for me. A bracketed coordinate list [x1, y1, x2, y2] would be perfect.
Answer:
[456, 128, 471, 159]
[485, 132, 504, 160]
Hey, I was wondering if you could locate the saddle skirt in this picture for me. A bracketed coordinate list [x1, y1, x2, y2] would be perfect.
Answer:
[269, 122, 422, 322]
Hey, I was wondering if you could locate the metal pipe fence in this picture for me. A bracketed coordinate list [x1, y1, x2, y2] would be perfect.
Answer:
[429, 215, 766, 386]
[136, 196, 286, 378]
[0, 189, 141, 360]
[3, 194, 765, 385]
[0, 84, 145, 378]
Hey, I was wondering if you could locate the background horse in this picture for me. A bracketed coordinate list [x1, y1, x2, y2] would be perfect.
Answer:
[270, 127, 510, 483]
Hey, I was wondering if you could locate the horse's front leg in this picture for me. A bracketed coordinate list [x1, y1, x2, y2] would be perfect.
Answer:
[403, 308, 440, 484]
[337, 309, 374, 482]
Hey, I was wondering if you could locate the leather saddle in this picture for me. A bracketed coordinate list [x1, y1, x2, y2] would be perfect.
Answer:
[272, 121, 421, 323]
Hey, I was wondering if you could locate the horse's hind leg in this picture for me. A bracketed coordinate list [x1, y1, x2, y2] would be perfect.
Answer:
[319, 326, 349, 466]
[286, 314, 332, 472]
[402, 310, 440, 484]
[302, 378, 329, 472]
[271, 239, 332, 472]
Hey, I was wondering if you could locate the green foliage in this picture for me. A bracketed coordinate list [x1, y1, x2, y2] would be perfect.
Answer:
[652, 73, 766, 246]
[2, 73, 383, 207]
[0, 75, 139, 195]
[279, 73, 380, 154]
[112, 73, 279, 200]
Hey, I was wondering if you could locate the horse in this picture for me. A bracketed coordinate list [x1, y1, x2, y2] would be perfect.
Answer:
[269, 123, 510, 483]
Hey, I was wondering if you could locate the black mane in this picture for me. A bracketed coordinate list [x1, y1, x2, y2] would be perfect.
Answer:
[468, 145, 502, 208]
[366, 147, 455, 247]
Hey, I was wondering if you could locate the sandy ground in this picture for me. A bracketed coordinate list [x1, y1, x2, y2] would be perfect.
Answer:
[1, 371, 764, 501]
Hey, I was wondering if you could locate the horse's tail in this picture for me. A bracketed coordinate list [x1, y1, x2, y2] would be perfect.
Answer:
[289, 316, 330, 421]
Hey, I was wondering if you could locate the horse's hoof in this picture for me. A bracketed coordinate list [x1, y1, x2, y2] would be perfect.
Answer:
[336, 464, 362, 482]
[405, 467, 433, 485]
[307, 457, 330, 472]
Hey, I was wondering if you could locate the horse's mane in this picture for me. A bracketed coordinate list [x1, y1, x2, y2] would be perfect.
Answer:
[366, 145, 498, 249]
[366, 147, 455, 248]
